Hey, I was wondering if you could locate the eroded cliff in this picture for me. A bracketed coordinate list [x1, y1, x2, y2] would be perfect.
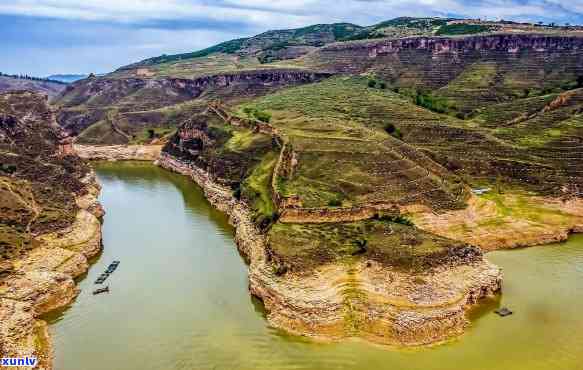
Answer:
[0, 92, 103, 369]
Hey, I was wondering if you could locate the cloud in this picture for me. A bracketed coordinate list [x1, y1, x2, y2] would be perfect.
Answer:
[1, 1, 581, 32]
[1, 0, 582, 76]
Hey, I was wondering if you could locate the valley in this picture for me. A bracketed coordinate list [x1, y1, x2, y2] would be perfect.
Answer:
[2, 16, 583, 369]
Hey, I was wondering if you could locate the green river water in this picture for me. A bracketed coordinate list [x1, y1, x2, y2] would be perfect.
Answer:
[46, 162, 583, 370]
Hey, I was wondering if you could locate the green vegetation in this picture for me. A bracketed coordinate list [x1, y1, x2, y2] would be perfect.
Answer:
[327, 195, 344, 207]
[135, 38, 247, 66]
[241, 152, 278, 230]
[341, 17, 450, 41]
[395, 88, 457, 115]
[131, 127, 175, 144]
[238, 76, 467, 210]
[375, 213, 414, 226]
[436, 24, 491, 35]
[0, 163, 17, 174]
[383, 123, 402, 139]
[267, 219, 472, 273]
[414, 92, 453, 114]
[243, 107, 272, 123]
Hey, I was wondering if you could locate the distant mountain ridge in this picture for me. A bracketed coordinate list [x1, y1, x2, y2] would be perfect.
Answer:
[0, 73, 67, 99]
[0, 72, 66, 85]
[120, 23, 363, 70]
[46, 74, 88, 83]
[118, 16, 580, 75]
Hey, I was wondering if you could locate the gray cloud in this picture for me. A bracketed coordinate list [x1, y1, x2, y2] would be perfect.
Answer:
[1, 0, 582, 76]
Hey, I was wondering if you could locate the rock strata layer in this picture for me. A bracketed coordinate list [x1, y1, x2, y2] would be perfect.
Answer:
[74, 144, 162, 161]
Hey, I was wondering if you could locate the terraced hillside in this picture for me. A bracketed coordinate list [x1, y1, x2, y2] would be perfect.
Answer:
[236, 77, 468, 212]
[299, 34, 583, 108]
[116, 23, 363, 77]
[55, 70, 331, 144]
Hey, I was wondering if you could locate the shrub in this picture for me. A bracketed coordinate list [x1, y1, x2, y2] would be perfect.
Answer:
[254, 110, 272, 123]
[368, 79, 377, 88]
[256, 212, 279, 231]
[328, 198, 342, 207]
[328, 194, 344, 207]
[352, 238, 368, 255]
[415, 93, 449, 114]
[384, 123, 403, 139]
[378, 82, 387, 89]
[379, 214, 414, 226]
[0, 163, 16, 174]
[242, 107, 254, 117]
[243, 107, 271, 123]
[436, 24, 490, 36]
[233, 184, 242, 200]
[147, 129, 156, 139]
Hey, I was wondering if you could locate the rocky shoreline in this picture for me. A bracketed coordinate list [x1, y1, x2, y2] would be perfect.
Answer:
[0, 172, 103, 370]
[412, 194, 583, 251]
[157, 152, 502, 346]
[74, 144, 163, 162]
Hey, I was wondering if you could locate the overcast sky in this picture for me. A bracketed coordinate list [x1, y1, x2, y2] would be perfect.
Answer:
[1, 0, 582, 77]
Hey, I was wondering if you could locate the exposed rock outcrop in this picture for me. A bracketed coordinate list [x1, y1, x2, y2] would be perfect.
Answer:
[303, 34, 583, 90]
[412, 194, 583, 251]
[74, 144, 163, 161]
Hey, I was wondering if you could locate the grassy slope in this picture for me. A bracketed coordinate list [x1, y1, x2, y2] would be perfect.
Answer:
[267, 219, 473, 273]
[74, 99, 205, 145]
[238, 76, 466, 210]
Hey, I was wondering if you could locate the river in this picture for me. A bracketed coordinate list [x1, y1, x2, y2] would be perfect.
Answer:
[46, 162, 583, 370]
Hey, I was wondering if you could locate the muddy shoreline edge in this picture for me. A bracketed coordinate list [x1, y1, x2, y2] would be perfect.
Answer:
[0, 171, 103, 370]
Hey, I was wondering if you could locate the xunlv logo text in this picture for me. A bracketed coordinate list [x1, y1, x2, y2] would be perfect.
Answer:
[1, 357, 38, 367]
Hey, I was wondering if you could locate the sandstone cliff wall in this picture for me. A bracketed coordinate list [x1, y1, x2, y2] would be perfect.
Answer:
[305, 34, 583, 90]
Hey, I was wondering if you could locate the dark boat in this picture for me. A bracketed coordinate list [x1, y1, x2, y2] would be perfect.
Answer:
[93, 286, 109, 295]
[95, 261, 120, 284]
[495, 307, 513, 317]
[106, 261, 120, 273]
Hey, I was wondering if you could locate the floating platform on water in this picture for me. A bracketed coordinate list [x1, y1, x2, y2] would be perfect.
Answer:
[94, 261, 120, 284]
[495, 307, 513, 317]
[106, 260, 120, 273]
[93, 286, 109, 295]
